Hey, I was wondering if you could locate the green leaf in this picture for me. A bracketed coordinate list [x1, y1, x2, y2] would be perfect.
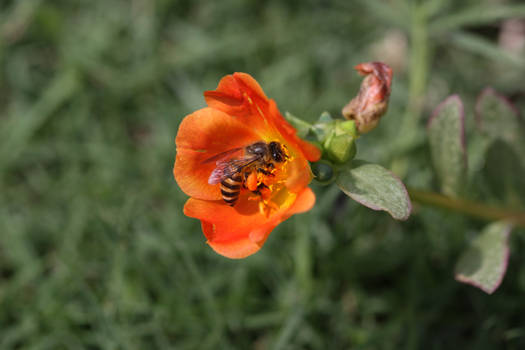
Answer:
[483, 140, 525, 208]
[455, 221, 512, 294]
[470, 89, 525, 207]
[466, 130, 492, 179]
[428, 95, 467, 197]
[336, 161, 412, 220]
[475, 87, 525, 158]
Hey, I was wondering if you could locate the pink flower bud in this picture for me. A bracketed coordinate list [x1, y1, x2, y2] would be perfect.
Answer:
[342, 62, 393, 133]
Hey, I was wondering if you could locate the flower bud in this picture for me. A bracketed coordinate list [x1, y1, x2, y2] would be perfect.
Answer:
[311, 160, 335, 184]
[323, 120, 357, 164]
[342, 62, 393, 134]
[325, 133, 356, 164]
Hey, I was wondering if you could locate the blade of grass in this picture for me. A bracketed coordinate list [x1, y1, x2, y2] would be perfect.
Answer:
[430, 5, 525, 33]
[0, 0, 42, 43]
[395, 2, 429, 153]
[273, 308, 304, 350]
[449, 31, 525, 69]
[172, 239, 225, 349]
[0, 68, 80, 173]
[336, 0, 410, 30]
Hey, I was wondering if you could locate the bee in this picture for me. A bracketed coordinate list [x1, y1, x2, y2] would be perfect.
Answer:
[204, 141, 287, 206]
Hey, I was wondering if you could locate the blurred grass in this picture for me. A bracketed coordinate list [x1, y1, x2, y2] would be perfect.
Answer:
[1, 0, 525, 349]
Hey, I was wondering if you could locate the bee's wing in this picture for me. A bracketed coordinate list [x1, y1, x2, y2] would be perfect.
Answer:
[202, 147, 244, 164]
[208, 156, 261, 185]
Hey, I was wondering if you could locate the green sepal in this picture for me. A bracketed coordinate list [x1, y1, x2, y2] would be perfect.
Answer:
[318, 111, 334, 123]
[285, 111, 313, 138]
[338, 120, 357, 137]
[323, 120, 357, 164]
[311, 160, 335, 185]
[324, 133, 356, 164]
[285, 111, 357, 165]
[311, 112, 335, 142]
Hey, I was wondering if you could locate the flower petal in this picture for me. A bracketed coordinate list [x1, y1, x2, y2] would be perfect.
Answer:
[183, 186, 316, 259]
[287, 187, 316, 215]
[284, 153, 314, 193]
[204, 73, 321, 162]
[204, 73, 278, 133]
[184, 197, 277, 258]
[201, 221, 265, 259]
[295, 139, 322, 161]
[174, 107, 261, 200]
[204, 73, 269, 116]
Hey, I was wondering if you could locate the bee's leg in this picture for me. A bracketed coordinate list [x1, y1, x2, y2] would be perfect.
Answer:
[258, 183, 269, 190]
[242, 171, 250, 189]
[250, 183, 268, 198]
[282, 145, 290, 159]
[257, 167, 274, 176]
[267, 163, 276, 175]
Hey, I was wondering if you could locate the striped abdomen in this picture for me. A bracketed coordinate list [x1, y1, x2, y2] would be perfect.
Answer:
[220, 173, 242, 206]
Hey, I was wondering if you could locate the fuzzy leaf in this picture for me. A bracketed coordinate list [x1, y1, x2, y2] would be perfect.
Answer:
[336, 161, 412, 220]
[455, 221, 512, 294]
[475, 87, 525, 159]
[483, 140, 525, 207]
[428, 95, 467, 197]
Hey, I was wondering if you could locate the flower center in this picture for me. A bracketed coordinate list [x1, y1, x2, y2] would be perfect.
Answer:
[243, 147, 293, 217]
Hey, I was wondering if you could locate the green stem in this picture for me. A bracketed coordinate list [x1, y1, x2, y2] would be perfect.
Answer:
[408, 188, 525, 228]
[395, 2, 429, 152]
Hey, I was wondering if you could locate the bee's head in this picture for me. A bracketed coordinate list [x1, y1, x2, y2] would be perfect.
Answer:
[269, 141, 286, 162]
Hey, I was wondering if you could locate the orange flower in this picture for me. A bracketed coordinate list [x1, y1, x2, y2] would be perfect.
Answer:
[173, 73, 321, 259]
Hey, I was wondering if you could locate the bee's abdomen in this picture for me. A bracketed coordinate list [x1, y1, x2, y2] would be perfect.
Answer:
[221, 173, 242, 206]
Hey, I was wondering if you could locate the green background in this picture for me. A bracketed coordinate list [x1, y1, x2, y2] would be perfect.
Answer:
[1, 0, 525, 349]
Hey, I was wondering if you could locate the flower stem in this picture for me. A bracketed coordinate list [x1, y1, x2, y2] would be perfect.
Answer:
[395, 2, 429, 152]
[408, 188, 525, 228]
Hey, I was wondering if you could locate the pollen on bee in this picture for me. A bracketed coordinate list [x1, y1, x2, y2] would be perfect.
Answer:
[246, 172, 259, 191]
[242, 151, 291, 216]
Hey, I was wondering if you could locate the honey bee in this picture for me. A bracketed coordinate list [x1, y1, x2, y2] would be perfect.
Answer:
[204, 141, 287, 206]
